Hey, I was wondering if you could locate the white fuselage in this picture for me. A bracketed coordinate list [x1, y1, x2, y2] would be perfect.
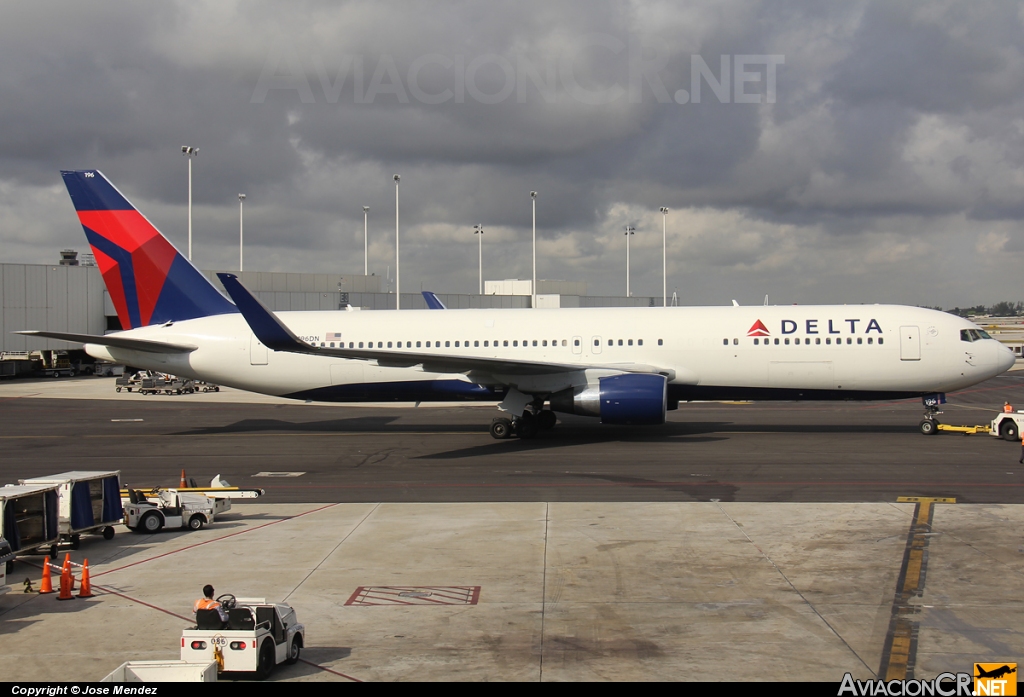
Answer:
[84, 305, 1015, 403]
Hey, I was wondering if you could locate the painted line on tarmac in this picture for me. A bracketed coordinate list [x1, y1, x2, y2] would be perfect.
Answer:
[878, 497, 954, 680]
[260, 480, 1024, 490]
[0, 431, 483, 439]
[93, 503, 339, 578]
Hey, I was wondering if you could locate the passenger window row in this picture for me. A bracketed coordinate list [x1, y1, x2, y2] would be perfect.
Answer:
[594, 339, 644, 347]
[318, 337, 666, 349]
[320, 339, 572, 349]
[731, 337, 885, 346]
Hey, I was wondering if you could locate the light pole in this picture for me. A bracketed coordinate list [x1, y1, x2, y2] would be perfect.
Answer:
[394, 175, 400, 310]
[181, 146, 198, 260]
[530, 191, 537, 307]
[238, 194, 246, 272]
[624, 225, 635, 297]
[473, 225, 484, 295]
[659, 207, 669, 307]
[362, 206, 369, 276]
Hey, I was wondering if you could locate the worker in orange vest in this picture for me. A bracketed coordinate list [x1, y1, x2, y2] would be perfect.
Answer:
[1020, 433, 1024, 465]
[1004, 402, 1014, 413]
[194, 584, 228, 625]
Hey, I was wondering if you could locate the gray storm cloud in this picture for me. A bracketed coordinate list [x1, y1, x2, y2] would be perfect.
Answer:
[0, 1, 1022, 307]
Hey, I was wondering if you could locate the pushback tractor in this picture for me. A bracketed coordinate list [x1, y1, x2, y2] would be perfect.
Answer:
[183, 596, 305, 680]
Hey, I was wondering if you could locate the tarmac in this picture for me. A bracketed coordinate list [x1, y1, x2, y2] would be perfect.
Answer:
[0, 376, 1022, 682]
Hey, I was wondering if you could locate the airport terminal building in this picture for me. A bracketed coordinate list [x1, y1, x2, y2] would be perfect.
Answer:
[0, 260, 661, 353]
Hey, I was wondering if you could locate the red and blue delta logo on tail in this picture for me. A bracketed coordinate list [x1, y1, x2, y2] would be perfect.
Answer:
[61, 170, 237, 330]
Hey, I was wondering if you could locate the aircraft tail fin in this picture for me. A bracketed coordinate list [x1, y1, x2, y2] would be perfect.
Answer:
[60, 170, 238, 329]
[422, 291, 447, 309]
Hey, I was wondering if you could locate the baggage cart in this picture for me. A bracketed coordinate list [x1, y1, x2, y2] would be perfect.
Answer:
[0, 537, 15, 592]
[20, 471, 123, 548]
[0, 484, 60, 560]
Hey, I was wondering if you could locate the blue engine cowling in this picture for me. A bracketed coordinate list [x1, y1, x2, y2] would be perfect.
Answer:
[549, 373, 667, 425]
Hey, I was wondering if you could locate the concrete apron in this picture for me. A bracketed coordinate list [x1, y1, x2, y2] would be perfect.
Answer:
[0, 502, 1020, 682]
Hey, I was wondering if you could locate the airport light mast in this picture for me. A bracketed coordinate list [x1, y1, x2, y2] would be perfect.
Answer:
[363, 206, 370, 276]
[624, 225, 635, 297]
[530, 191, 537, 308]
[238, 194, 246, 272]
[473, 224, 484, 295]
[181, 146, 198, 261]
[394, 175, 400, 310]
[660, 207, 669, 307]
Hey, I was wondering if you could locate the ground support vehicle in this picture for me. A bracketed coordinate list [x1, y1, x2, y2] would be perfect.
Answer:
[38, 350, 76, 378]
[182, 596, 304, 680]
[139, 375, 196, 395]
[195, 381, 220, 392]
[123, 489, 216, 532]
[121, 476, 264, 516]
[102, 660, 217, 682]
[20, 471, 122, 548]
[0, 485, 60, 560]
[990, 411, 1024, 441]
[0, 537, 15, 591]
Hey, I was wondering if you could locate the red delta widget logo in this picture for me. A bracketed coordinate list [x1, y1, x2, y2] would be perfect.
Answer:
[747, 319, 884, 337]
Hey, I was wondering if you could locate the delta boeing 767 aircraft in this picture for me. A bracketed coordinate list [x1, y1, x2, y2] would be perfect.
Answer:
[17, 170, 1016, 439]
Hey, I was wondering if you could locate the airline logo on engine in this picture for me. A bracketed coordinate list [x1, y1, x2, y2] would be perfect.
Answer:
[748, 319, 884, 335]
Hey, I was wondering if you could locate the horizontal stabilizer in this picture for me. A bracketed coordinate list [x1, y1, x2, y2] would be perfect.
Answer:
[14, 330, 197, 354]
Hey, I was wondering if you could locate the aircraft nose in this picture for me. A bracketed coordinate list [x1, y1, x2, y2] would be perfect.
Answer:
[995, 342, 1016, 374]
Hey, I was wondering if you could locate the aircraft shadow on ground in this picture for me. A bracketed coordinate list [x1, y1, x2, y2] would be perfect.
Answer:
[178, 416, 917, 440]
[176, 415, 407, 435]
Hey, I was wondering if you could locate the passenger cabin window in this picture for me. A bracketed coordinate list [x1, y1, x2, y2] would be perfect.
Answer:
[608, 339, 613, 346]
[732, 338, 738, 345]
[658, 339, 663, 346]
[445, 341, 450, 347]
[574, 339, 580, 347]
[774, 338, 779, 345]
[723, 338, 728, 346]
[562, 340, 567, 346]
[857, 338, 863, 345]
[358, 342, 364, 348]
[754, 338, 759, 345]
[846, 338, 852, 345]
[638, 339, 643, 346]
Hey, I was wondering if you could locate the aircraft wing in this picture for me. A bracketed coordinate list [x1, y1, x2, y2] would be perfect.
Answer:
[14, 330, 198, 354]
[218, 274, 680, 380]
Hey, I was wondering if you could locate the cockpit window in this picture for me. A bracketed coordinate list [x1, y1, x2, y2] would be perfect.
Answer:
[960, 329, 973, 342]
[977, 329, 992, 340]
[969, 329, 982, 341]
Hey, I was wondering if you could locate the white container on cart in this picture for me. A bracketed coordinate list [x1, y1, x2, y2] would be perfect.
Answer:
[0, 537, 16, 594]
[0, 484, 61, 560]
[20, 471, 123, 548]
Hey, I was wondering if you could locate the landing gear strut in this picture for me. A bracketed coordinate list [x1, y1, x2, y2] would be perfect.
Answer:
[919, 404, 942, 436]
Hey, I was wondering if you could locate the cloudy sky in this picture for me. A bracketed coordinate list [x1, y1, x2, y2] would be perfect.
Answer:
[2, 1, 1023, 307]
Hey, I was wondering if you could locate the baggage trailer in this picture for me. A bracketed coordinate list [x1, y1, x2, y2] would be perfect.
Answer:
[102, 660, 218, 682]
[1, 537, 15, 591]
[0, 484, 61, 561]
[20, 471, 123, 548]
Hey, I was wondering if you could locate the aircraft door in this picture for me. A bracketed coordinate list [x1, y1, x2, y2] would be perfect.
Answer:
[572, 336, 582, 355]
[899, 326, 921, 361]
[592, 336, 602, 354]
[250, 333, 268, 365]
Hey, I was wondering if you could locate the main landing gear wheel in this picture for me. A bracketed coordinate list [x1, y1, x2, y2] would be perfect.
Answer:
[537, 410, 557, 430]
[919, 419, 937, 436]
[516, 414, 539, 439]
[490, 418, 513, 439]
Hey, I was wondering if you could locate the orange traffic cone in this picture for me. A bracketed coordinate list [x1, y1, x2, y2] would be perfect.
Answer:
[39, 562, 54, 594]
[57, 564, 75, 601]
[180, 469, 187, 487]
[78, 559, 93, 598]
